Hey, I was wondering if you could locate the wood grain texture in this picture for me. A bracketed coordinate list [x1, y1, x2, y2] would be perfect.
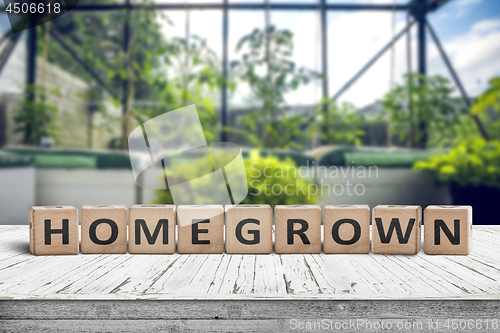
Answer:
[324, 205, 370, 254]
[1, 226, 500, 300]
[225, 204, 272, 254]
[81, 205, 128, 254]
[29, 206, 79, 255]
[128, 205, 176, 254]
[177, 205, 224, 254]
[275, 205, 321, 254]
[372, 205, 422, 255]
[424, 205, 472, 255]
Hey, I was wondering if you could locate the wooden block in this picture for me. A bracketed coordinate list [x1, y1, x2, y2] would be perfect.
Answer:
[29, 206, 79, 255]
[324, 205, 370, 254]
[177, 205, 224, 254]
[275, 205, 321, 254]
[424, 205, 472, 255]
[128, 204, 176, 254]
[225, 204, 272, 254]
[372, 205, 422, 254]
[81, 205, 128, 254]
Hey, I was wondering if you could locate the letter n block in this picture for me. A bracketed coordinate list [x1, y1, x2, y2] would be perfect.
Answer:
[81, 205, 128, 254]
[177, 205, 224, 254]
[29, 206, 79, 255]
[324, 205, 370, 254]
[128, 205, 176, 254]
[372, 205, 422, 254]
[275, 205, 321, 254]
[424, 205, 472, 255]
[225, 204, 272, 254]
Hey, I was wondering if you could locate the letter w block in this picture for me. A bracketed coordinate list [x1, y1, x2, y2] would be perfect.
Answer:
[128, 205, 176, 254]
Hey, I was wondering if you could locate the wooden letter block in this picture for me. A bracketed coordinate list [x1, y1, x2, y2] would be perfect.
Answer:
[225, 204, 272, 254]
[424, 205, 472, 255]
[372, 205, 422, 254]
[128, 204, 176, 254]
[177, 205, 224, 254]
[81, 205, 128, 254]
[29, 206, 79, 255]
[324, 205, 370, 254]
[275, 205, 321, 254]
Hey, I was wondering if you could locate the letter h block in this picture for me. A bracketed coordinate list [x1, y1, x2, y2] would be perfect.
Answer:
[372, 205, 422, 254]
[29, 206, 79, 255]
[81, 205, 128, 254]
[177, 205, 224, 254]
[128, 205, 176, 254]
[424, 205, 472, 255]
[225, 204, 272, 254]
[275, 205, 321, 254]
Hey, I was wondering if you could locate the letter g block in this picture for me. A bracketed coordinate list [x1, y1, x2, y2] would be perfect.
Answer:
[225, 204, 272, 254]
[29, 206, 79, 255]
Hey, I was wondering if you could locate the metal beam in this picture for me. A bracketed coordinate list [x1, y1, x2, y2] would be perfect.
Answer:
[415, 0, 427, 148]
[0, 32, 22, 76]
[426, 20, 490, 140]
[49, 30, 118, 99]
[11, 3, 408, 11]
[25, 25, 37, 144]
[331, 19, 415, 101]
[320, 0, 329, 142]
[220, 0, 229, 142]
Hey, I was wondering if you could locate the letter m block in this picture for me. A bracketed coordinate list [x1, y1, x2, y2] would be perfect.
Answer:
[29, 206, 79, 255]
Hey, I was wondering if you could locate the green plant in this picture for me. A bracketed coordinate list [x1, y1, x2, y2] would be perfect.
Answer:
[383, 73, 466, 148]
[470, 76, 500, 140]
[414, 138, 500, 189]
[154, 150, 318, 206]
[230, 26, 321, 149]
[14, 85, 60, 146]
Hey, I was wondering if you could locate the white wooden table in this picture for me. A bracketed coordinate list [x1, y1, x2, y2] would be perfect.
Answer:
[1, 225, 499, 332]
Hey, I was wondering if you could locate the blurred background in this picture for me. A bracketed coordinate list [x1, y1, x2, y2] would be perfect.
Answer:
[0, 0, 499, 224]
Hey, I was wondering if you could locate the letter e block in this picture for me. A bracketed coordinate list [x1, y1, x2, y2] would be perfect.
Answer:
[372, 205, 422, 255]
[177, 205, 224, 254]
[424, 205, 472, 255]
[81, 205, 128, 254]
[324, 205, 370, 254]
[29, 206, 79, 255]
[128, 205, 176, 254]
[225, 204, 272, 254]
[275, 205, 321, 254]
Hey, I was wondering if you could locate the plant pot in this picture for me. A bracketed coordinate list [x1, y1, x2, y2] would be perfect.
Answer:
[450, 183, 500, 225]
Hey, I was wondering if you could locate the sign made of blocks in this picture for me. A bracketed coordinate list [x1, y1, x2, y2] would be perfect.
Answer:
[225, 204, 272, 254]
[177, 205, 224, 254]
[372, 205, 422, 255]
[324, 205, 370, 254]
[128, 204, 176, 254]
[275, 205, 321, 254]
[81, 205, 128, 254]
[424, 205, 472, 255]
[29, 206, 79, 255]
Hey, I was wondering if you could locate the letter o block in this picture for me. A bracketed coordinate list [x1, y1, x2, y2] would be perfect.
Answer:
[275, 205, 321, 254]
[324, 205, 370, 254]
[29, 206, 79, 255]
[372, 205, 422, 255]
[128, 204, 176, 254]
[225, 204, 272, 254]
[81, 205, 128, 254]
[177, 205, 224, 254]
[424, 205, 472, 255]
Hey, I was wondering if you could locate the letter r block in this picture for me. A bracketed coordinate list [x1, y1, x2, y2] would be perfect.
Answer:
[81, 205, 128, 254]
[29, 206, 79, 255]
[424, 205, 472, 255]
[225, 204, 272, 254]
[324, 205, 370, 254]
[275, 205, 321, 254]
[372, 205, 422, 254]
[177, 205, 224, 254]
[128, 205, 176, 254]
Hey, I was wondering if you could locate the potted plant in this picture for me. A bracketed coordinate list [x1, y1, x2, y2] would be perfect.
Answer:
[414, 77, 500, 224]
